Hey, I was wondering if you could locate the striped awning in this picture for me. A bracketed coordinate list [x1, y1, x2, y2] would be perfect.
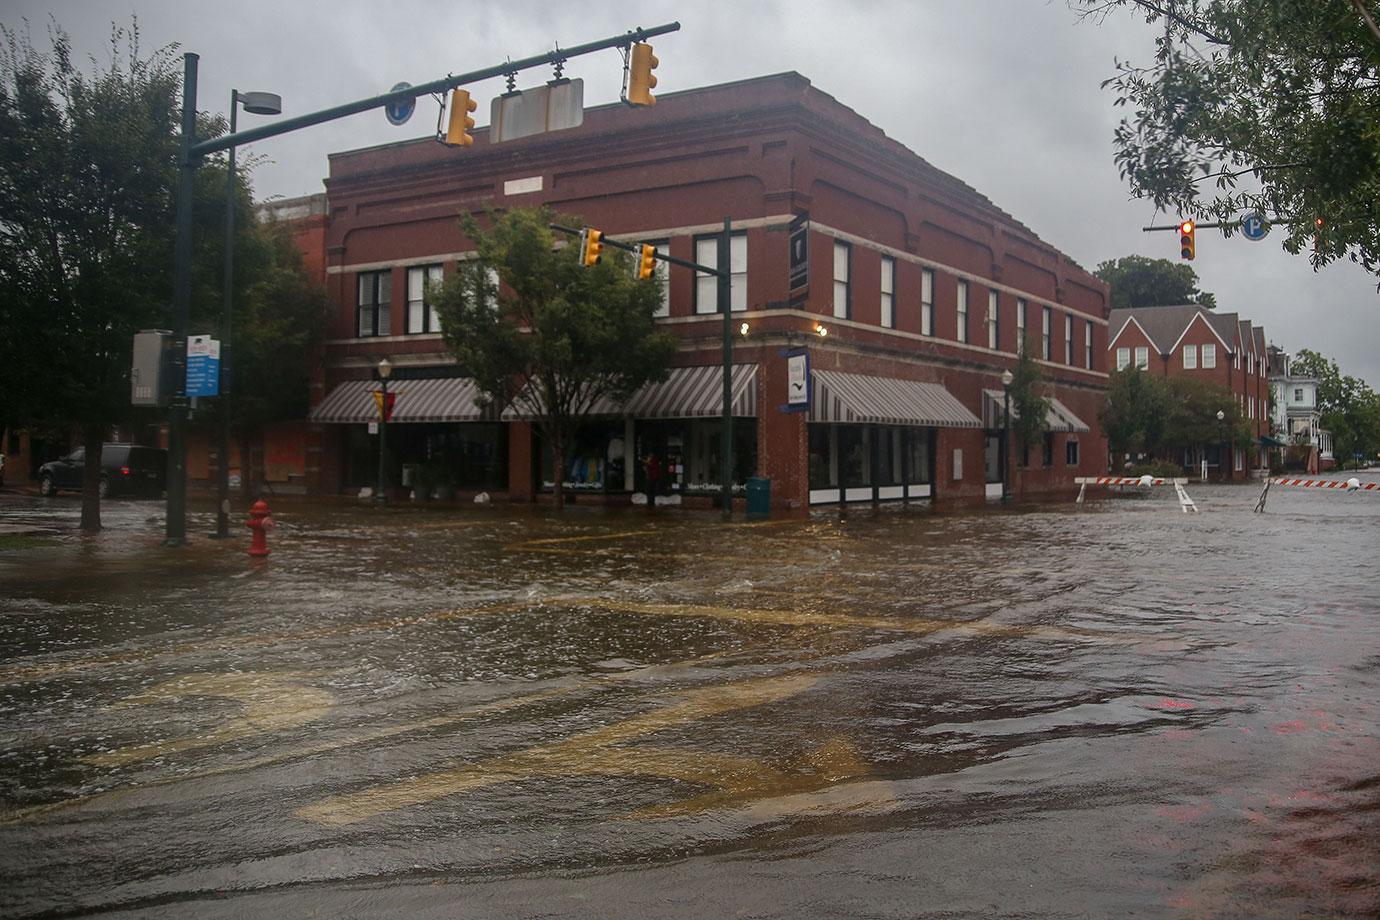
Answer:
[982, 389, 1091, 433]
[810, 370, 981, 428]
[310, 377, 493, 424]
[624, 364, 757, 418]
[502, 365, 758, 420]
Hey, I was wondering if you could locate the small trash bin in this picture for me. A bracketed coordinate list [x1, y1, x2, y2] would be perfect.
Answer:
[746, 476, 771, 516]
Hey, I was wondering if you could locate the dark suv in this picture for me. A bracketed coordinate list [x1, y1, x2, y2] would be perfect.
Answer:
[38, 444, 167, 499]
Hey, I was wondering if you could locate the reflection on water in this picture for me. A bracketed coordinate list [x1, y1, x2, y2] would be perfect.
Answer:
[1, 479, 1377, 918]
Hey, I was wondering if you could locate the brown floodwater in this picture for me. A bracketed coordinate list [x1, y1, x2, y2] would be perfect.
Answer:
[1, 476, 1377, 918]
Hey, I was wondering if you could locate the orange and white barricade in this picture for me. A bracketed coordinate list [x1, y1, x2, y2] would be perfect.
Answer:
[1254, 476, 1376, 512]
[1075, 476, 1197, 513]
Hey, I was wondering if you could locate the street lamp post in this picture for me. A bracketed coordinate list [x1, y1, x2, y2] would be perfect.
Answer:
[1001, 369, 1014, 502]
[215, 89, 282, 539]
[1216, 408, 1227, 483]
[376, 357, 392, 505]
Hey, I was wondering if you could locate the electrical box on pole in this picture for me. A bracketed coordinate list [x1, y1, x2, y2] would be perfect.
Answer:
[131, 330, 176, 407]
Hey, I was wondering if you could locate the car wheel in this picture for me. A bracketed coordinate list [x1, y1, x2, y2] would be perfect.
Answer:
[39, 473, 57, 497]
[98, 477, 110, 499]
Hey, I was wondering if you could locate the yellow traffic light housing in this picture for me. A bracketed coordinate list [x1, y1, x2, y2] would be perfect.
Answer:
[580, 228, 604, 267]
[445, 89, 477, 146]
[627, 43, 658, 106]
[1179, 220, 1195, 260]
[637, 243, 657, 279]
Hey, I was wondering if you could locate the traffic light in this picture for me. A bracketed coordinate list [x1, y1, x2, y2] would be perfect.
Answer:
[637, 243, 657, 279]
[445, 89, 477, 146]
[580, 228, 604, 267]
[628, 42, 658, 106]
[1179, 220, 1195, 260]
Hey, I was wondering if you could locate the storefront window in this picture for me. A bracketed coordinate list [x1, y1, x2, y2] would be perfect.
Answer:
[904, 427, 932, 483]
[876, 427, 902, 486]
[839, 426, 871, 486]
[809, 424, 838, 490]
[678, 418, 755, 491]
[540, 421, 624, 490]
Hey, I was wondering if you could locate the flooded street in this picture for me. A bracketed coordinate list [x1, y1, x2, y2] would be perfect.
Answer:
[1, 480, 1377, 918]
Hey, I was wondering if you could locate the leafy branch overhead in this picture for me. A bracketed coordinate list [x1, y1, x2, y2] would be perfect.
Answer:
[1074, 0, 1380, 275]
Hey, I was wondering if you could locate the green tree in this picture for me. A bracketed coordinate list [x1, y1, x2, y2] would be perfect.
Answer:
[1008, 346, 1052, 467]
[1292, 348, 1380, 468]
[1074, 1, 1380, 275]
[0, 20, 324, 528]
[1101, 366, 1172, 457]
[1160, 376, 1251, 457]
[1094, 255, 1217, 309]
[0, 21, 180, 532]
[431, 208, 676, 509]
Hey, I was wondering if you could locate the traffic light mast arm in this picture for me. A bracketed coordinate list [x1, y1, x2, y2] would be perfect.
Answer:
[187, 22, 680, 160]
[550, 223, 729, 277]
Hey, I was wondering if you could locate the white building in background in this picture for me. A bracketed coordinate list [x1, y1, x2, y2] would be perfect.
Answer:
[1268, 346, 1334, 473]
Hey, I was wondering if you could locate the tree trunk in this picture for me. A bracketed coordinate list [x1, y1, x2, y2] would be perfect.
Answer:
[551, 429, 566, 510]
[80, 426, 103, 533]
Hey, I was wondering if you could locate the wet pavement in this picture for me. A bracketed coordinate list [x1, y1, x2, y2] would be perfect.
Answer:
[1, 477, 1377, 918]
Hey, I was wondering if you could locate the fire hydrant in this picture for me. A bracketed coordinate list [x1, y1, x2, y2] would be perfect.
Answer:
[246, 500, 274, 557]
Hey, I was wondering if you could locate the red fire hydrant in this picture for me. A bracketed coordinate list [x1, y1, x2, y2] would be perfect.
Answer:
[246, 500, 274, 557]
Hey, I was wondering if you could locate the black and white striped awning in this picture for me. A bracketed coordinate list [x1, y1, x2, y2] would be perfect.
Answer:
[981, 389, 1091, 433]
[810, 370, 981, 428]
[309, 377, 494, 424]
[501, 365, 757, 420]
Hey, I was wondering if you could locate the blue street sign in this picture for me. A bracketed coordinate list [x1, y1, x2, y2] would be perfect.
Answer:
[186, 335, 220, 398]
[1241, 212, 1269, 241]
[385, 82, 415, 126]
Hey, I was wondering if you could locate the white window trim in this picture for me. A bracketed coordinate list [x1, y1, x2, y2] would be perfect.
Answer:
[880, 256, 895, 328]
[1202, 343, 1217, 369]
[921, 269, 935, 336]
[1183, 344, 1198, 370]
[1116, 347, 1130, 371]
[955, 279, 968, 343]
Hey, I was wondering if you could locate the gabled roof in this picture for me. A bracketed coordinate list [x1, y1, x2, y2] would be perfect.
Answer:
[1252, 325, 1266, 354]
[1205, 312, 1241, 352]
[1238, 320, 1255, 356]
[1107, 304, 1220, 355]
[1169, 310, 1233, 354]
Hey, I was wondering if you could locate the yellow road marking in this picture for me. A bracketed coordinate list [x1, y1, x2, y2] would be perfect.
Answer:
[296, 671, 825, 826]
[0, 651, 746, 826]
[84, 673, 336, 767]
[553, 596, 1114, 642]
[504, 528, 658, 549]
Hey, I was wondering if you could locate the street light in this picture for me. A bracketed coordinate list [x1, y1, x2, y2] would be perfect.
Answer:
[376, 357, 392, 505]
[215, 88, 282, 538]
[1216, 408, 1227, 483]
[1001, 368, 1014, 502]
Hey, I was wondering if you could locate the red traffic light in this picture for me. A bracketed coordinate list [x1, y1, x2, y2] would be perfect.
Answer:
[1179, 220, 1195, 235]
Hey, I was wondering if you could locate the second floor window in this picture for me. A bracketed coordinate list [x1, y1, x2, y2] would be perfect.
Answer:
[1085, 320, 1093, 368]
[988, 291, 999, 350]
[1183, 344, 1198, 369]
[1202, 343, 1217, 368]
[833, 241, 850, 319]
[956, 280, 969, 343]
[695, 233, 747, 314]
[1116, 347, 1130, 370]
[1064, 313, 1072, 364]
[1016, 298, 1027, 353]
[357, 270, 391, 337]
[1041, 306, 1052, 360]
[921, 269, 935, 335]
[406, 265, 443, 334]
[880, 256, 895, 328]
[1135, 346, 1149, 370]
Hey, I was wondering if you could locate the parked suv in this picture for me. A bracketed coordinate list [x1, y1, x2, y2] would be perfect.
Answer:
[38, 444, 167, 499]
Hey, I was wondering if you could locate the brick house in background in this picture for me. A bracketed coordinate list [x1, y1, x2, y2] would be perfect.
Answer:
[304, 71, 1111, 509]
[1108, 304, 1272, 478]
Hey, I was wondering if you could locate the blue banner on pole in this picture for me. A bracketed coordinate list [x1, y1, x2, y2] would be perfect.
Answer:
[186, 335, 221, 397]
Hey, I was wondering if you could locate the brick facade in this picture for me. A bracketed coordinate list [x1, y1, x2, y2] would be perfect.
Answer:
[309, 72, 1110, 508]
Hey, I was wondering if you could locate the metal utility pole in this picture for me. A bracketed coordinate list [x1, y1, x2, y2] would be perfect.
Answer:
[165, 52, 198, 547]
[718, 218, 733, 518]
[161, 22, 681, 545]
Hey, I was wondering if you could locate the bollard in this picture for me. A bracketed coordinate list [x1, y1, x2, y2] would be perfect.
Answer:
[246, 499, 274, 557]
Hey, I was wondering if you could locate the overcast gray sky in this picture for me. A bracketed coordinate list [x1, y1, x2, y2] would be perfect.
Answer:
[7, 0, 1377, 386]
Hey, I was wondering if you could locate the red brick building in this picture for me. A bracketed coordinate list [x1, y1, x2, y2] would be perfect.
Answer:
[1108, 304, 1271, 478]
[307, 72, 1111, 509]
